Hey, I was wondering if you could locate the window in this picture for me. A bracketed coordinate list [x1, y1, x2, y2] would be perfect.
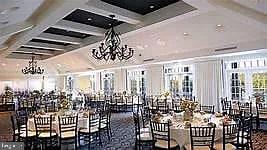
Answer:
[102, 72, 114, 95]
[230, 73, 245, 100]
[127, 70, 146, 95]
[252, 73, 267, 95]
[225, 57, 267, 101]
[164, 65, 193, 97]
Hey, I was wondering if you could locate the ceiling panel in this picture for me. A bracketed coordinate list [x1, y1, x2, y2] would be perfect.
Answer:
[30, 39, 70, 46]
[101, 0, 179, 15]
[44, 27, 91, 39]
[63, 9, 123, 29]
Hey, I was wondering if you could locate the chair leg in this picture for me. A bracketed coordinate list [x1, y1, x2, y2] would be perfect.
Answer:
[75, 136, 78, 150]
[98, 132, 102, 146]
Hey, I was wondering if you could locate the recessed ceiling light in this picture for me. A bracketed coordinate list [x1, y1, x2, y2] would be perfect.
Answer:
[149, 5, 155, 9]
[183, 32, 189, 36]
[87, 18, 92, 21]
[144, 45, 148, 48]
[136, 45, 144, 50]
[216, 24, 223, 28]
[2, 63, 6, 66]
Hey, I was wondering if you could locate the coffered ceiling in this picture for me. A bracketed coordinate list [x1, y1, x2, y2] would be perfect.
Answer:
[0, 0, 266, 79]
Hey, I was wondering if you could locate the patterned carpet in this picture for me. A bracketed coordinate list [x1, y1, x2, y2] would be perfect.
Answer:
[252, 131, 267, 150]
[79, 112, 135, 150]
[80, 113, 267, 150]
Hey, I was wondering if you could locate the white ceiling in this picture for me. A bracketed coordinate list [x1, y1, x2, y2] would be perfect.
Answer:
[0, 0, 267, 79]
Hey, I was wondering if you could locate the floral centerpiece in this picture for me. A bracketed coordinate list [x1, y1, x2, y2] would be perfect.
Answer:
[58, 98, 71, 115]
[180, 100, 198, 121]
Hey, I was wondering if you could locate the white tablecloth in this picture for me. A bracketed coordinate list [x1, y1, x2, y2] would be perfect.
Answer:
[160, 112, 226, 148]
[28, 115, 88, 134]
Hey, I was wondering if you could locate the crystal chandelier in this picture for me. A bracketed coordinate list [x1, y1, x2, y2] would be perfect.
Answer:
[92, 15, 134, 61]
[22, 55, 44, 75]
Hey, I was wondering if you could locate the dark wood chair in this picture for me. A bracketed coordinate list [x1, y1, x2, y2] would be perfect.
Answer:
[200, 105, 215, 114]
[172, 100, 182, 113]
[230, 117, 253, 150]
[78, 112, 101, 148]
[133, 112, 154, 150]
[157, 98, 169, 114]
[16, 115, 37, 149]
[99, 110, 111, 140]
[221, 98, 231, 115]
[256, 102, 267, 130]
[150, 120, 179, 150]
[34, 115, 58, 149]
[221, 122, 239, 150]
[58, 115, 78, 149]
[186, 124, 216, 150]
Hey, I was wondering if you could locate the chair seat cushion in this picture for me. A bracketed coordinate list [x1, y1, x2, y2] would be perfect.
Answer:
[155, 139, 179, 149]
[20, 131, 36, 137]
[60, 131, 76, 138]
[259, 114, 267, 119]
[140, 128, 150, 133]
[79, 126, 99, 133]
[213, 143, 236, 150]
[137, 132, 153, 141]
[38, 131, 57, 138]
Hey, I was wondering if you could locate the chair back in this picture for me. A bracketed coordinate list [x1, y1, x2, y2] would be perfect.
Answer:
[221, 98, 231, 114]
[239, 102, 252, 114]
[34, 115, 53, 136]
[133, 112, 141, 143]
[87, 112, 100, 133]
[189, 124, 216, 149]
[236, 117, 252, 146]
[157, 98, 168, 113]
[256, 102, 267, 117]
[172, 101, 182, 113]
[200, 105, 215, 114]
[58, 115, 78, 138]
[222, 123, 238, 150]
[150, 120, 171, 149]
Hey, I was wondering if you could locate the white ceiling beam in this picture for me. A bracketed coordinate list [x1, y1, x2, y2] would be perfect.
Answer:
[52, 20, 105, 36]
[0, 21, 34, 38]
[23, 41, 65, 51]
[0, 44, 8, 51]
[15, 48, 55, 56]
[7, 53, 47, 60]
[35, 33, 82, 45]
[81, 0, 142, 24]
[1, 0, 88, 57]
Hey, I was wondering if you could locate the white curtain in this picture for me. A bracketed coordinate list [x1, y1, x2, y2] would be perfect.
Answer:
[195, 60, 223, 111]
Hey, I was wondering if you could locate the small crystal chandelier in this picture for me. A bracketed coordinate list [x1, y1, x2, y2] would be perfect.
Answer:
[22, 55, 44, 75]
[92, 15, 134, 61]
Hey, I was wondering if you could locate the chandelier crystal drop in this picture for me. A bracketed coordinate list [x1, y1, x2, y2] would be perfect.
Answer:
[22, 55, 44, 75]
[92, 15, 134, 61]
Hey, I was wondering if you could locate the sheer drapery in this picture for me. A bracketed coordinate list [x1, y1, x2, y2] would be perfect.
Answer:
[195, 60, 223, 111]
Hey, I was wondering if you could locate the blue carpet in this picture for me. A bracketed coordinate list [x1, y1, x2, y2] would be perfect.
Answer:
[79, 112, 135, 150]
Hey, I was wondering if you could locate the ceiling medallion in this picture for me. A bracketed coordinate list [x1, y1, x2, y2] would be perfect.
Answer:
[22, 55, 44, 75]
[92, 15, 134, 61]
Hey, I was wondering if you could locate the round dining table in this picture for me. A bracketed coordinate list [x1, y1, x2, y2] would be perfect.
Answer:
[28, 112, 89, 134]
[159, 112, 232, 149]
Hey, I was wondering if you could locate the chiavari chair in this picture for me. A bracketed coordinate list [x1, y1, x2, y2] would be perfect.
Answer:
[58, 115, 78, 149]
[150, 120, 179, 150]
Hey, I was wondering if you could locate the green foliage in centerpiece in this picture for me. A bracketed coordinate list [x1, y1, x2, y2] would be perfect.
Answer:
[59, 98, 71, 110]
[180, 100, 198, 112]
